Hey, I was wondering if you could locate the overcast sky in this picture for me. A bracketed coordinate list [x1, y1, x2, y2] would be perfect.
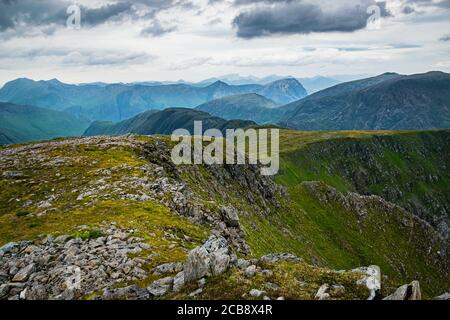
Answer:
[0, 0, 449, 85]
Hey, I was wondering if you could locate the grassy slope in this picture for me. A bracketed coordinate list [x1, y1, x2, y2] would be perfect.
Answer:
[0, 103, 91, 144]
[0, 131, 448, 298]
[183, 130, 449, 296]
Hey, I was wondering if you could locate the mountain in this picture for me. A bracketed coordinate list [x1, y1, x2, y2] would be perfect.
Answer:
[198, 75, 339, 93]
[298, 76, 341, 94]
[0, 102, 90, 145]
[279, 72, 450, 130]
[0, 78, 305, 122]
[83, 108, 256, 136]
[0, 130, 448, 300]
[195, 93, 281, 123]
[257, 78, 308, 105]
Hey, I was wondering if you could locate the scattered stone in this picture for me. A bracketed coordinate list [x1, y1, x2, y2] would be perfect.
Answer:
[315, 284, 330, 300]
[12, 264, 35, 282]
[153, 262, 183, 275]
[264, 282, 280, 291]
[249, 289, 266, 298]
[261, 270, 273, 278]
[147, 277, 173, 297]
[259, 253, 302, 264]
[189, 288, 203, 297]
[245, 265, 257, 278]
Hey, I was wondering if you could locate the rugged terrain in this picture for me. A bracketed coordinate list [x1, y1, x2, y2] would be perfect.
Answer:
[279, 72, 450, 130]
[83, 108, 256, 136]
[0, 130, 449, 300]
[0, 78, 306, 122]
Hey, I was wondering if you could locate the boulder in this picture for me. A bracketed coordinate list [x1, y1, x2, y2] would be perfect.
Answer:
[183, 235, 231, 283]
[12, 263, 36, 282]
[383, 281, 422, 300]
[315, 284, 330, 300]
[147, 277, 174, 297]
[220, 206, 240, 228]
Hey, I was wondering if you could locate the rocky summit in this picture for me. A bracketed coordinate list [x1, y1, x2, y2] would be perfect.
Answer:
[0, 131, 449, 300]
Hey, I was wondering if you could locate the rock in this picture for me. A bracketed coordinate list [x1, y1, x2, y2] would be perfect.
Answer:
[153, 262, 183, 275]
[245, 265, 257, 278]
[2, 171, 24, 179]
[103, 285, 149, 300]
[236, 259, 251, 270]
[147, 277, 173, 297]
[355, 265, 381, 300]
[249, 289, 266, 298]
[261, 270, 273, 278]
[189, 288, 203, 297]
[264, 282, 280, 291]
[383, 281, 422, 300]
[0, 284, 10, 299]
[173, 271, 185, 292]
[12, 263, 36, 282]
[184, 235, 231, 283]
[433, 292, 450, 300]
[259, 253, 302, 264]
[184, 246, 211, 282]
[315, 284, 330, 300]
[220, 206, 240, 228]
[0, 242, 19, 255]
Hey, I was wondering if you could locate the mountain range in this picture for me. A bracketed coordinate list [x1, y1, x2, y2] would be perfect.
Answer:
[195, 93, 279, 123]
[279, 71, 450, 130]
[0, 102, 90, 145]
[84, 108, 256, 136]
[0, 78, 307, 122]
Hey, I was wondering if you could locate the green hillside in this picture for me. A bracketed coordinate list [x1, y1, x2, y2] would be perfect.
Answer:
[0, 102, 91, 145]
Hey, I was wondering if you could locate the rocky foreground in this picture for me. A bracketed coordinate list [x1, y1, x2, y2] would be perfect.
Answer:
[0, 135, 449, 300]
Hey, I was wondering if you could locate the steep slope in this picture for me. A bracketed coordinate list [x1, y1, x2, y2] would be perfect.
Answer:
[276, 130, 450, 242]
[0, 131, 448, 300]
[279, 72, 450, 130]
[0, 102, 90, 145]
[0, 78, 305, 122]
[84, 108, 256, 136]
[195, 93, 281, 123]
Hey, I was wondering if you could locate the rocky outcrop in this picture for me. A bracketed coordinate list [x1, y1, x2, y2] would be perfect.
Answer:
[0, 225, 150, 300]
[383, 281, 422, 300]
[184, 235, 234, 283]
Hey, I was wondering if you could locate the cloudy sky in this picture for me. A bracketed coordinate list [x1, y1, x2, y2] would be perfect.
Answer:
[0, 0, 449, 85]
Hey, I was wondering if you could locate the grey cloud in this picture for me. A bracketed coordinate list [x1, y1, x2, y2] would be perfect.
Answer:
[440, 35, 450, 41]
[62, 51, 153, 66]
[0, 0, 134, 32]
[233, 0, 390, 38]
[0, 0, 192, 36]
[141, 20, 177, 37]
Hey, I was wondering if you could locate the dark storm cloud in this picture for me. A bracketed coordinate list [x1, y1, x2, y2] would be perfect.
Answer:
[0, 0, 193, 35]
[232, 0, 390, 38]
[0, 0, 135, 31]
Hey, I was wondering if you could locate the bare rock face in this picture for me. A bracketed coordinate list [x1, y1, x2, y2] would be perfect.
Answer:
[383, 281, 422, 300]
[183, 235, 232, 283]
[354, 265, 381, 300]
